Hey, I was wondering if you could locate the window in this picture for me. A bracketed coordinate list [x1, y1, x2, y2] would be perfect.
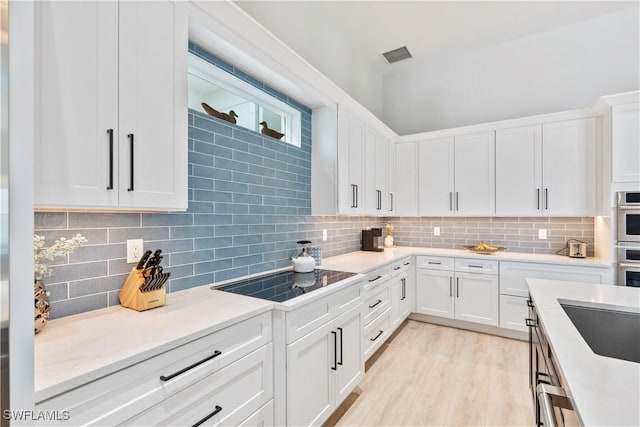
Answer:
[188, 52, 302, 147]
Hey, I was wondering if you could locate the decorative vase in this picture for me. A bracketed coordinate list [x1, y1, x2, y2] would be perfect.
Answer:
[384, 235, 394, 248]
[34, 279, 50, 334]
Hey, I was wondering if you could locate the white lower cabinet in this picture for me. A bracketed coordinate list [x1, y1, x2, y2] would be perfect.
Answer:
[286, 304, 363, 427]
[35, 312, 273, 426]
[416, 257, 499, 326]
[390, 270, 412, 329]
[499, 261, 608, 331]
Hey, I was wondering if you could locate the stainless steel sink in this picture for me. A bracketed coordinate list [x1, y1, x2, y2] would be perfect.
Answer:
[560, 300, 640, 363]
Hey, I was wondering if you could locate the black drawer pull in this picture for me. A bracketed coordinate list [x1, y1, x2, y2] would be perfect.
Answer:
[428, 261, 441, 265]
[160, 350, 222, 382]
[369, 299, 382, 309]
[192, 405, 222, 427]
[468, 265, 484, 269]
[525, 318, 536, 327]
[370, 330, 384, 342]
[394, 266, 401, 271]
[527, 299, 534, 308]
[368, 275, 382, 282]
[404, 262, 410, 266]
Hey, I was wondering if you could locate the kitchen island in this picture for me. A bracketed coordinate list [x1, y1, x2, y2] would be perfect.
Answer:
[527, 279, 640, 426]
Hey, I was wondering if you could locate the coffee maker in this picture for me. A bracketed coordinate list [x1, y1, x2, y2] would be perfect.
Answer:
[361, 228, 384, 252]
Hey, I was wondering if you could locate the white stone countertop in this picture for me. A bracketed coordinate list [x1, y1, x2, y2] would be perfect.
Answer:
[320, 246, 611, 273]
[528, 279, 640, 427]
[34, 286, 272, 402]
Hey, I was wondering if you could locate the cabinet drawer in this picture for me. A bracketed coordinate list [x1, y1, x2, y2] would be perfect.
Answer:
[454, 258, 498, 274]
[390, 257, 412, 275]
[499, 261, 604, 297]
[363, 281, 391, 326]
[286, 295, 334, 344]
[122, 344, 273, 427]
[363, 265, 391, 292]
[36, 312, 272, 426]
[334, 281, 363, 317]
[416, 256, 454, 270]
[499, 295, 529, 332]
[363, 309, 391, 360]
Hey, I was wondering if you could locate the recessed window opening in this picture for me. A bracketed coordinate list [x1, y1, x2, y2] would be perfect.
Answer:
[188, 52, 302, 147]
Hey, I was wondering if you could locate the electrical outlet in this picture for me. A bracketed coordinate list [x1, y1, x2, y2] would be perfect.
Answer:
[127, 239, 144, 263]
[322, 229, 328, 241]
[538, 229, 548, 240]
[434, 227, 440, 236]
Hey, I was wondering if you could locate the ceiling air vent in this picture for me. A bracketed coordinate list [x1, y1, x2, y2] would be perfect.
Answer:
[382, 46, 412, 64]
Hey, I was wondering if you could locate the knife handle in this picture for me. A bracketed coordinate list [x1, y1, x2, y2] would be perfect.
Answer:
[136, 250, 153, 270]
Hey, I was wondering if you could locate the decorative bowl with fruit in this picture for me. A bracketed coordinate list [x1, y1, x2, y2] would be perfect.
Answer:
[463, 242, 506, 254]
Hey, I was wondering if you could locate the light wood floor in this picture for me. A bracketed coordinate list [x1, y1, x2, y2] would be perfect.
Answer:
[335, 320, 533, 427]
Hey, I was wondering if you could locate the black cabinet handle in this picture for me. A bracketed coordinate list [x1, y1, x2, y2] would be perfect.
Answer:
[351, 184, 357, 208]
[456, 192, 459, 211]
[449, 277, 452, 297]
[394, 266, 401, 271]
[401, 278, 406, 300]
[449, 192, 453, 211]
[355, 184, 359, 208]
[127, 133, 134, 191]
[527, 299, 534, 308]
[331, 331, 337, 371]
[370, 330, 384, 342]
[160, 350, 222, 382]
[456, 277, 459, 297]
[428, 261, 441, 265]
[192, 405, 222, 427]
[544, 188, 548, 210]
[468, 265, 484, 269]
[404, 262, 410, 266]
[369, 299, 382, 309]
[389, 193, 393, 211]
[106, 129, 114, 190]
[536, 188, 540, 210]
[368, 275, 382, 282]
[526, 318, 536, 327]
[337, 327, 343, 366]
[377, 189, 382, 210]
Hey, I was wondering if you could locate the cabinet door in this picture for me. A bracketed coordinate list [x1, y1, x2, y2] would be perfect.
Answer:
[419, 137, 454, 216]
[394, 142, 419, 216]
[454, 131, 496, 216]
[364, 128, 387, 215]
[495, 125, 542, 216]
[337, 111, 364, 214]
[334, 306, 364, 404]
[386, 141, 396, 214]
[415, 269, 454, 319]
[542, 118, 596, 216]
[499, 295, 528, 332]
[34, 1, 119, 208]
[286, 322, 334, 427]
[118, 1, 188, 210]
[454, 272, 499, 326]
[612, 103, 640, 183]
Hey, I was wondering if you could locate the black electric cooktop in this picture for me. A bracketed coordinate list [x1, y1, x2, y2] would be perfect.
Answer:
[216, 269, 357, 302]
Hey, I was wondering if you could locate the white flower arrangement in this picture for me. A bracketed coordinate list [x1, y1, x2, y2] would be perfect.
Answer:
[34, 234, 87, 279]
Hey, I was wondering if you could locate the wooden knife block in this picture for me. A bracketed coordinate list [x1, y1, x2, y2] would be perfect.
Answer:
[119, 268, 166, 312]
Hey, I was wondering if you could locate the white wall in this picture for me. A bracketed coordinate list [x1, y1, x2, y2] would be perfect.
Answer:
[383, 7, 640, 135]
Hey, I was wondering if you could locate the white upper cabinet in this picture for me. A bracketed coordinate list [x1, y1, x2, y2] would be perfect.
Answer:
[418, 137, 454, 216]
[34, 0, 188, 211]
[496, 118, 596, 216]
[454, 131, 495, 216]
[418, 131, 495, 216]
[612, 103, 640, 184]
[337, 110, 365, 214]
[542, 118, 596, 216]
[364, 128, 388, 215]
[495, 125, 542, 216]
[394, 142, 419, 216]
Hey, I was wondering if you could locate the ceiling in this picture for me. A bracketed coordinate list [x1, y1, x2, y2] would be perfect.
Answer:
[236, 1, 638, 75]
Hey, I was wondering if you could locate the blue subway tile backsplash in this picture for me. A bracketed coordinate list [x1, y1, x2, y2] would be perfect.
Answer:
[35, 45, 382, 319]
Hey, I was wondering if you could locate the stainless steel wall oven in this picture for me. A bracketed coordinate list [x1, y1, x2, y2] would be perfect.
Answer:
[617, 192, 640, 287]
